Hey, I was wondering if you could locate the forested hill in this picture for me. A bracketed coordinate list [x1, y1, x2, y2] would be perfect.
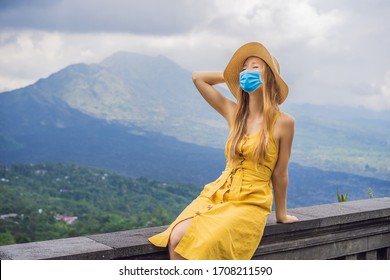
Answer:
[0, 163, 202, 245]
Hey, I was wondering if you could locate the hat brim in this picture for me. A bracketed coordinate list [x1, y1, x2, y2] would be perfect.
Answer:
[223, 42, 288, 104]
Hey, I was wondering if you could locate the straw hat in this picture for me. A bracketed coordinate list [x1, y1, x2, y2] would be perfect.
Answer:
[223, 42, 288, 104]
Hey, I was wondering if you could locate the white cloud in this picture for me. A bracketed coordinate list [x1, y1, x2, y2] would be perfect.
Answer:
[210, 0, 345, 48]
[0, 0, 214, 35]
[0, 30, 237, 91]
[0, 31, 70, 88]
[381, 71, 390, 98]
[368, 70, 390, 110]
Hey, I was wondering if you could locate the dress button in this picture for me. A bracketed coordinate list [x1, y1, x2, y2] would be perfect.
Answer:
[195, 211, 200, 215]
[207, 205, 212, 210]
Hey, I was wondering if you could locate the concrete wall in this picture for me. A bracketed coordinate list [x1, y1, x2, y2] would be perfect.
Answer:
[1, 198, 389, 260]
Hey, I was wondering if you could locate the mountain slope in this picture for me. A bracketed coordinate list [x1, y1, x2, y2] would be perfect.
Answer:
[0, 51, 389, 181]
[0, 92, 225, 185]
[284, 103, 390, 179]
[27, 52, 228, 147]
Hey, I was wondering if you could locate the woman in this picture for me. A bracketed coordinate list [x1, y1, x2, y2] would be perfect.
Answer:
[148, 42, 298, 260]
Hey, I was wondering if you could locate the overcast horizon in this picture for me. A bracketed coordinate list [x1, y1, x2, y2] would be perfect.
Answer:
[1, 0, 389, 111]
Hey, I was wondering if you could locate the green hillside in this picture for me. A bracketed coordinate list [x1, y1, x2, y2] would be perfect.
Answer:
[1, 162, 388, 246]
[0, 163, 202, 246]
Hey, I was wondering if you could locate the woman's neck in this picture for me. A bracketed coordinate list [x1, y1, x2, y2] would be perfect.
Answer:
[247, 90, 264, 120]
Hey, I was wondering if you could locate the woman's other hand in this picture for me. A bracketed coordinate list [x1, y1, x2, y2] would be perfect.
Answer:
[276, 214, 299, 223]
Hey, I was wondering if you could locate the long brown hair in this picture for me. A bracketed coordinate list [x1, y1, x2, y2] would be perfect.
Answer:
[227, 62, 281, 169]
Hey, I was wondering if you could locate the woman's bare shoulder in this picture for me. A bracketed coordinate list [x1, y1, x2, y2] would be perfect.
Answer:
[276, 111, 295, 126]
[274, 111, 295, 140]
[281, 111, 294, 122]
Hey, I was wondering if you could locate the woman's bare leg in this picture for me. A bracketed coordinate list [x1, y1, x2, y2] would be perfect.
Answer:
[168, 218, 193, 260]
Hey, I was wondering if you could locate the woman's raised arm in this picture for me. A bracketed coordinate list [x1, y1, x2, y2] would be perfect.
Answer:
[192, 71, 236, 126]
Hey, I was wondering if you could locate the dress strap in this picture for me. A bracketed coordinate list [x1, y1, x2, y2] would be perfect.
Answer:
[272, 110, 282, 127]
[270, 110, 283, 140]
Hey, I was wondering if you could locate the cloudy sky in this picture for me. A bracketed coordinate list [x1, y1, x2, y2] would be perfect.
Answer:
[1, 0, 389, 110]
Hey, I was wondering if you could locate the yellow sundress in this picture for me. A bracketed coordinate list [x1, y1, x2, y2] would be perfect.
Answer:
[148, 111, 282, 260]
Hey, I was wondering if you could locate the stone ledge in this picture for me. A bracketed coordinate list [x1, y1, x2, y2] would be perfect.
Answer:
[0, 198, 389, 260]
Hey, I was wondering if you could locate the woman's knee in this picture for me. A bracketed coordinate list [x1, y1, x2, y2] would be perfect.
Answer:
[168, 218, 193, 248]
[168, 230, 181, 248]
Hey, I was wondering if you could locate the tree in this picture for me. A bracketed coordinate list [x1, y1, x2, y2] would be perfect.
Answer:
[0, 231, 15, 245]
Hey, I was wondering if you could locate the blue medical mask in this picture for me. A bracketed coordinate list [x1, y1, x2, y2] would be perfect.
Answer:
[239, 70, 262, 93]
